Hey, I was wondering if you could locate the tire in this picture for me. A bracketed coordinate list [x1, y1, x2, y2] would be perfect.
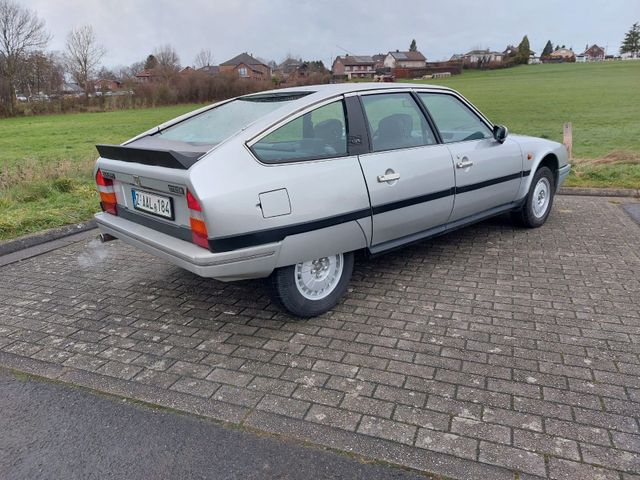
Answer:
[267, 252, 354, 318]
[512, 166, 555, 228]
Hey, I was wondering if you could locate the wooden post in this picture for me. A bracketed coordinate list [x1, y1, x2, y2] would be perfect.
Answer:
[563, 122, 573, 160]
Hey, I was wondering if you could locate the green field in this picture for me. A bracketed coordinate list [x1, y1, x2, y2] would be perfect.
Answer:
[1, 61, 639, 241]
[0, 105, 201, 241]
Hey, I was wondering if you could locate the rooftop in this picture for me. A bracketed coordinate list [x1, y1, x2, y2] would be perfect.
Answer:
[220, 52, 268, 67]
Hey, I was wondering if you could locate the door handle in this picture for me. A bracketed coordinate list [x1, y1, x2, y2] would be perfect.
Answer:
[377, 171, 400, 183]
[456, 158, 473, 169]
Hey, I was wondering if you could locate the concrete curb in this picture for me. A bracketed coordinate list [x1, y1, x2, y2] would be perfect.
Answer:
[0, 220, 97, 257]
[559, 187, 640, 198]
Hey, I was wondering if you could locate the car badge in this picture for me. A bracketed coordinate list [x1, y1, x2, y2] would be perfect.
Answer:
[133, 176, 141, 187]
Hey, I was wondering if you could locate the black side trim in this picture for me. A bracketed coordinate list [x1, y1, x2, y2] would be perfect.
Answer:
[523, 169, 531, 177]
[206, 169, 530, 252]
[455, 172, 522, 194]
[96, 144, 205, 170]
[372, 188, 454, 215]
[369, 198, 526, 256]
[208, 208, 371, 253]
[118, 208, 192, 242]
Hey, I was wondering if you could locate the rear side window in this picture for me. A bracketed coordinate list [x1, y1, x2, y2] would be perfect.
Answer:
[158, 93, 311, 146]
[252, 101, 348, 163]
[418, 93, 492, 143]
[361, 93, 437, 152]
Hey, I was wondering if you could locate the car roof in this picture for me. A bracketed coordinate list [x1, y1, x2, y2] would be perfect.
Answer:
[242, 82, 451, 98]
[149, 82, 457, 154]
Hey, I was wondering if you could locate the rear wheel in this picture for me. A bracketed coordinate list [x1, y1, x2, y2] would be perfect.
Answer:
[512, 166, 555, 228]
[268, 252, 354, 318]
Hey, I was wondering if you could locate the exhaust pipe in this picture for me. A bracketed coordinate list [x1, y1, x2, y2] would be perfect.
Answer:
[99, 233, 117, 243]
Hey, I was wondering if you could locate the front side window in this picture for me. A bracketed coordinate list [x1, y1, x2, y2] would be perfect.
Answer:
[361, 93, 437, 152]
[252, 100, 348, 163]
[418, 93, 492, 143]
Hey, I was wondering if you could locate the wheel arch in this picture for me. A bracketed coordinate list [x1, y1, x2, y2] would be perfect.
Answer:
[536, 153, 559, 187]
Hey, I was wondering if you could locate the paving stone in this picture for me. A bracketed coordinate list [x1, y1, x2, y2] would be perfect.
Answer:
[1, 196, 639, 480]
[97, 360, 143, 381]
[451, 417, 511, 444]
[292, 385, 343, 407]
[482, 407, 543, 432]
[393, 405, 450, 431]
[247, 377, 298, 396]
[166, 360, 213, 379]
[415, 428, 478, 460]
[581, 443, 640, 473]
[546, 419, 612, 446]
[478, 441, 546, 477]
[548, 457, 620, 480]
[132, 369, 180, 389]
[170, 377, 219, 398]
[612, 432, 640, 454]
[305, 404, 361, 432]
[211, 385, 263, 407]
[513, 429, 580, 461]
[256, 394, 311, 419]
[206, 368, 253, 387]
[97, 346, 141, 364]
[374, 385, 426, 408]
[341, 394, 395, 419]
[357, 415, 416, 445]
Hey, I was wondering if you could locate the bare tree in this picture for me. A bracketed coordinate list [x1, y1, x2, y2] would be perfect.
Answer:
[0, 0, 50, 113]
[154, 44, 180, 80]
[64, 25, 106, 97]
[194, 49, 213, 68]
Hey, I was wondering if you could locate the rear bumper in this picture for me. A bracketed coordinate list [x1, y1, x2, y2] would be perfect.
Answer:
[557, 164, 571, 191]
[95, 212, 280, 281]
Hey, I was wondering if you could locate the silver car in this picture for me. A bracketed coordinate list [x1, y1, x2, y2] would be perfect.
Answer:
[94, 83, 570, 317]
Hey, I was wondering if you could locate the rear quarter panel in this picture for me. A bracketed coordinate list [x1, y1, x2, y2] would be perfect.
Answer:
[188, 140, 371, 264]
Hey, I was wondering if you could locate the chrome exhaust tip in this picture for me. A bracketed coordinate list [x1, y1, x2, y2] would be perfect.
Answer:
[99, 233, 117, 243]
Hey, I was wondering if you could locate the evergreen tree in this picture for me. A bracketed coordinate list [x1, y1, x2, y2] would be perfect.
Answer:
[144, 54, 158, 70]
[409, 39, 417, 52]
[620, 22, 640, 56]
[541, 40, 553, 57]
[516, 35, 531, 64]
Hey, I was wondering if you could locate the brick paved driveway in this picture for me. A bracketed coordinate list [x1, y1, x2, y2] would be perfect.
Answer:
[1, 196, 639, 479]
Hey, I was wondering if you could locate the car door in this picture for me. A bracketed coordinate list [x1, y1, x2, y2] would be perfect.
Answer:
[356, 91, 455, 248]
[417, 92, 524, 222]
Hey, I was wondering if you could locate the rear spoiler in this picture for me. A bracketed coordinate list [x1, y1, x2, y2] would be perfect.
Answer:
[96, 144, 205, 170]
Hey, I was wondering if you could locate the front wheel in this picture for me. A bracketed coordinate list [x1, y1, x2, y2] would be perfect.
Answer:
[512, 166, 555, 228]
[267, 252, 354, 318]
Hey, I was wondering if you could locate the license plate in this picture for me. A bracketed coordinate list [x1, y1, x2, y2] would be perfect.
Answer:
[131, 189, 173, 219]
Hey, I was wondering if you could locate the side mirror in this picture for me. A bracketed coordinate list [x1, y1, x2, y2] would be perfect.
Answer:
[493, 124, 508, 143]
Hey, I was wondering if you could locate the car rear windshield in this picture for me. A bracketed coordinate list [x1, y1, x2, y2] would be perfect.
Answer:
[156, 92, 313, 146]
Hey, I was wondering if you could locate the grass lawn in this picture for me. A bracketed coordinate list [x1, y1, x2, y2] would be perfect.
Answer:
[410, 61, 640, 188]
[1, 61, 639, 241]
[0, 104, 203, 241]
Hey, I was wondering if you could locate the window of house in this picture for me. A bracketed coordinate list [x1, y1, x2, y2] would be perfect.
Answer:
[345, 66, 351, 71]
[252, 101, 348, 163]
[418, 93, 492, 143]
[238, 67, 248, 77]
[361, 93, 437, 152]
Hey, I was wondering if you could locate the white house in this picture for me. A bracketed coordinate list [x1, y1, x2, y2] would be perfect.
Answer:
[383, 50, 427, 69]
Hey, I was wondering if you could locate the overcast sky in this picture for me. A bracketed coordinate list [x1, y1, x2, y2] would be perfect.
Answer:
[21, 0, 640, 68]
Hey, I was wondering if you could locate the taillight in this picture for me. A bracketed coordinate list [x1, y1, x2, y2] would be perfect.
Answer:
[96, 169, 117, 215]
[187, 189, 209, 249]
